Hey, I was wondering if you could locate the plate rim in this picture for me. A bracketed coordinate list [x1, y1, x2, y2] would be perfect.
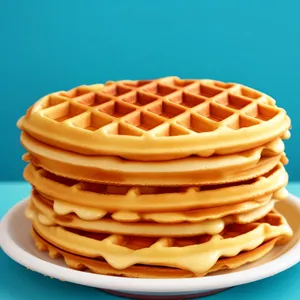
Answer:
[1, 195, 300, 294]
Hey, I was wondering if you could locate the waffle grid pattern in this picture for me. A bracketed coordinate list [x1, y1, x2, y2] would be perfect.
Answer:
[19, 76, 291, 159]
[40, 77, 279, 137]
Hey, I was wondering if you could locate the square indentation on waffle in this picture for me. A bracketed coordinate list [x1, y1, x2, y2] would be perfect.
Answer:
[168, 92, 207, 108]
[58, 87, 96, 99]
[147, 100, 186, 119]
[227, 115, 261, 130]
[214, 93, 252, 110]
[98, 101, 136, 118]
[186, 83, 224, 98]
[39, 94, 67, 110]
[71, 112, 113, 131]
[104, 123, 144, 136]
[142, 82, 178, 96]
[177, 113, 219, 133]
[101, 84, 133, 97]
[75, 93, 112, 107]
[196, 102, 235, 122]
[124, 111, 164, 131]
[231, 85, 263, 99]
[244, 103, 280, 121]
[154, 123, 191, 137]
[42, 102, 86, 123]
[120, 91, 159, 106]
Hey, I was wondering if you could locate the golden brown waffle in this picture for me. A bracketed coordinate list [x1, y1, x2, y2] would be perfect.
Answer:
[31, 209, 292, 276]
[24, 163, 288, 213]
[31, 228, 283, 278]
[21, 132, 287, 186]
[17, 77, 291, 161]
[28, 191, 276, 237]
[30, 188, 278, 224]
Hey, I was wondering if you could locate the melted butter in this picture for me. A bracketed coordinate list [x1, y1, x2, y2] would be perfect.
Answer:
[38, 213, 55, 226]
[53, 200, 107, 220]
[225, 201, 274, 224]
[263, 139, 284, 155]
[142, 212, 186, 224]
[34, 219, 292, 275]
[194, 219, 225, 235]
[112, 211, 141, 222]
[26, 201, 55, 226]
[273, 188, 289, 201]
[45, 200, 227, 236]
[282, 130, 291, 140]
[25, 202, 35, 220]
[33, 191, 227, 236]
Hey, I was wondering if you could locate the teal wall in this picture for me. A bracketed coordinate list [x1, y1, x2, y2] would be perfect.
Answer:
[1, 0, 299, 181]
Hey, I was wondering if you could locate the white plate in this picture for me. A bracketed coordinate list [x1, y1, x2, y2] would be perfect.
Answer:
[1, 196, 300, 299]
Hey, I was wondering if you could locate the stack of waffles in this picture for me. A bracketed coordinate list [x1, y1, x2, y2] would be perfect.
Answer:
[17, 76, 293, 278]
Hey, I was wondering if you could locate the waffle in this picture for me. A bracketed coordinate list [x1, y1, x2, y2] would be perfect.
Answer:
[31, 228, 283, 278]
[21, 132, 287, 186]
[30, 209, 292, 276]
[17, 77, 291, 161]
[30, 188, 278, 224]
[24, 163, 288, 213]
[28, 191, 277, 237]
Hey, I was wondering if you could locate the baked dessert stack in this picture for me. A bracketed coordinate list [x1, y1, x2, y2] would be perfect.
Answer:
[17, 76, 293, 278]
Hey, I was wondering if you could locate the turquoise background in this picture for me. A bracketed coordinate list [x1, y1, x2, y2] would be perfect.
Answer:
[1, 0, 299, 181]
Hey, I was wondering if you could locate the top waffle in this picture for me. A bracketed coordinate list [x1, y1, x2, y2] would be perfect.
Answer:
[17, 77, 291, 160]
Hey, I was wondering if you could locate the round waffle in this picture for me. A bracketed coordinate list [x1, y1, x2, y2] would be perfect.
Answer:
[30, 209, 292, 276]
[21, 132, 287, 186]
[31, 228, 283, 278]
[17, 77, 291, 161]
[30, 188, 278, 224]
[24, 163, 288, 213]
[28, 191, 277, 237]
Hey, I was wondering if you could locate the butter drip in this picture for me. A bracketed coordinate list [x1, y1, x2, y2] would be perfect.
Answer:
[53, 200, 107, 220]
[273, 187, 289, 201]
[38, 213, 55, 226]
[282, 130, 291, 140]
[27, 192, 293, 275]
[25, 202, 55, 226]
[263, 139, 285, 155]
[25, 202, 35, 220]
[33, 218, 293, 275]
[111, 211, 141, 222]
[49, 198, 272, 225]
[49, 193, 282, 224]
[32, 197, 227, 236]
